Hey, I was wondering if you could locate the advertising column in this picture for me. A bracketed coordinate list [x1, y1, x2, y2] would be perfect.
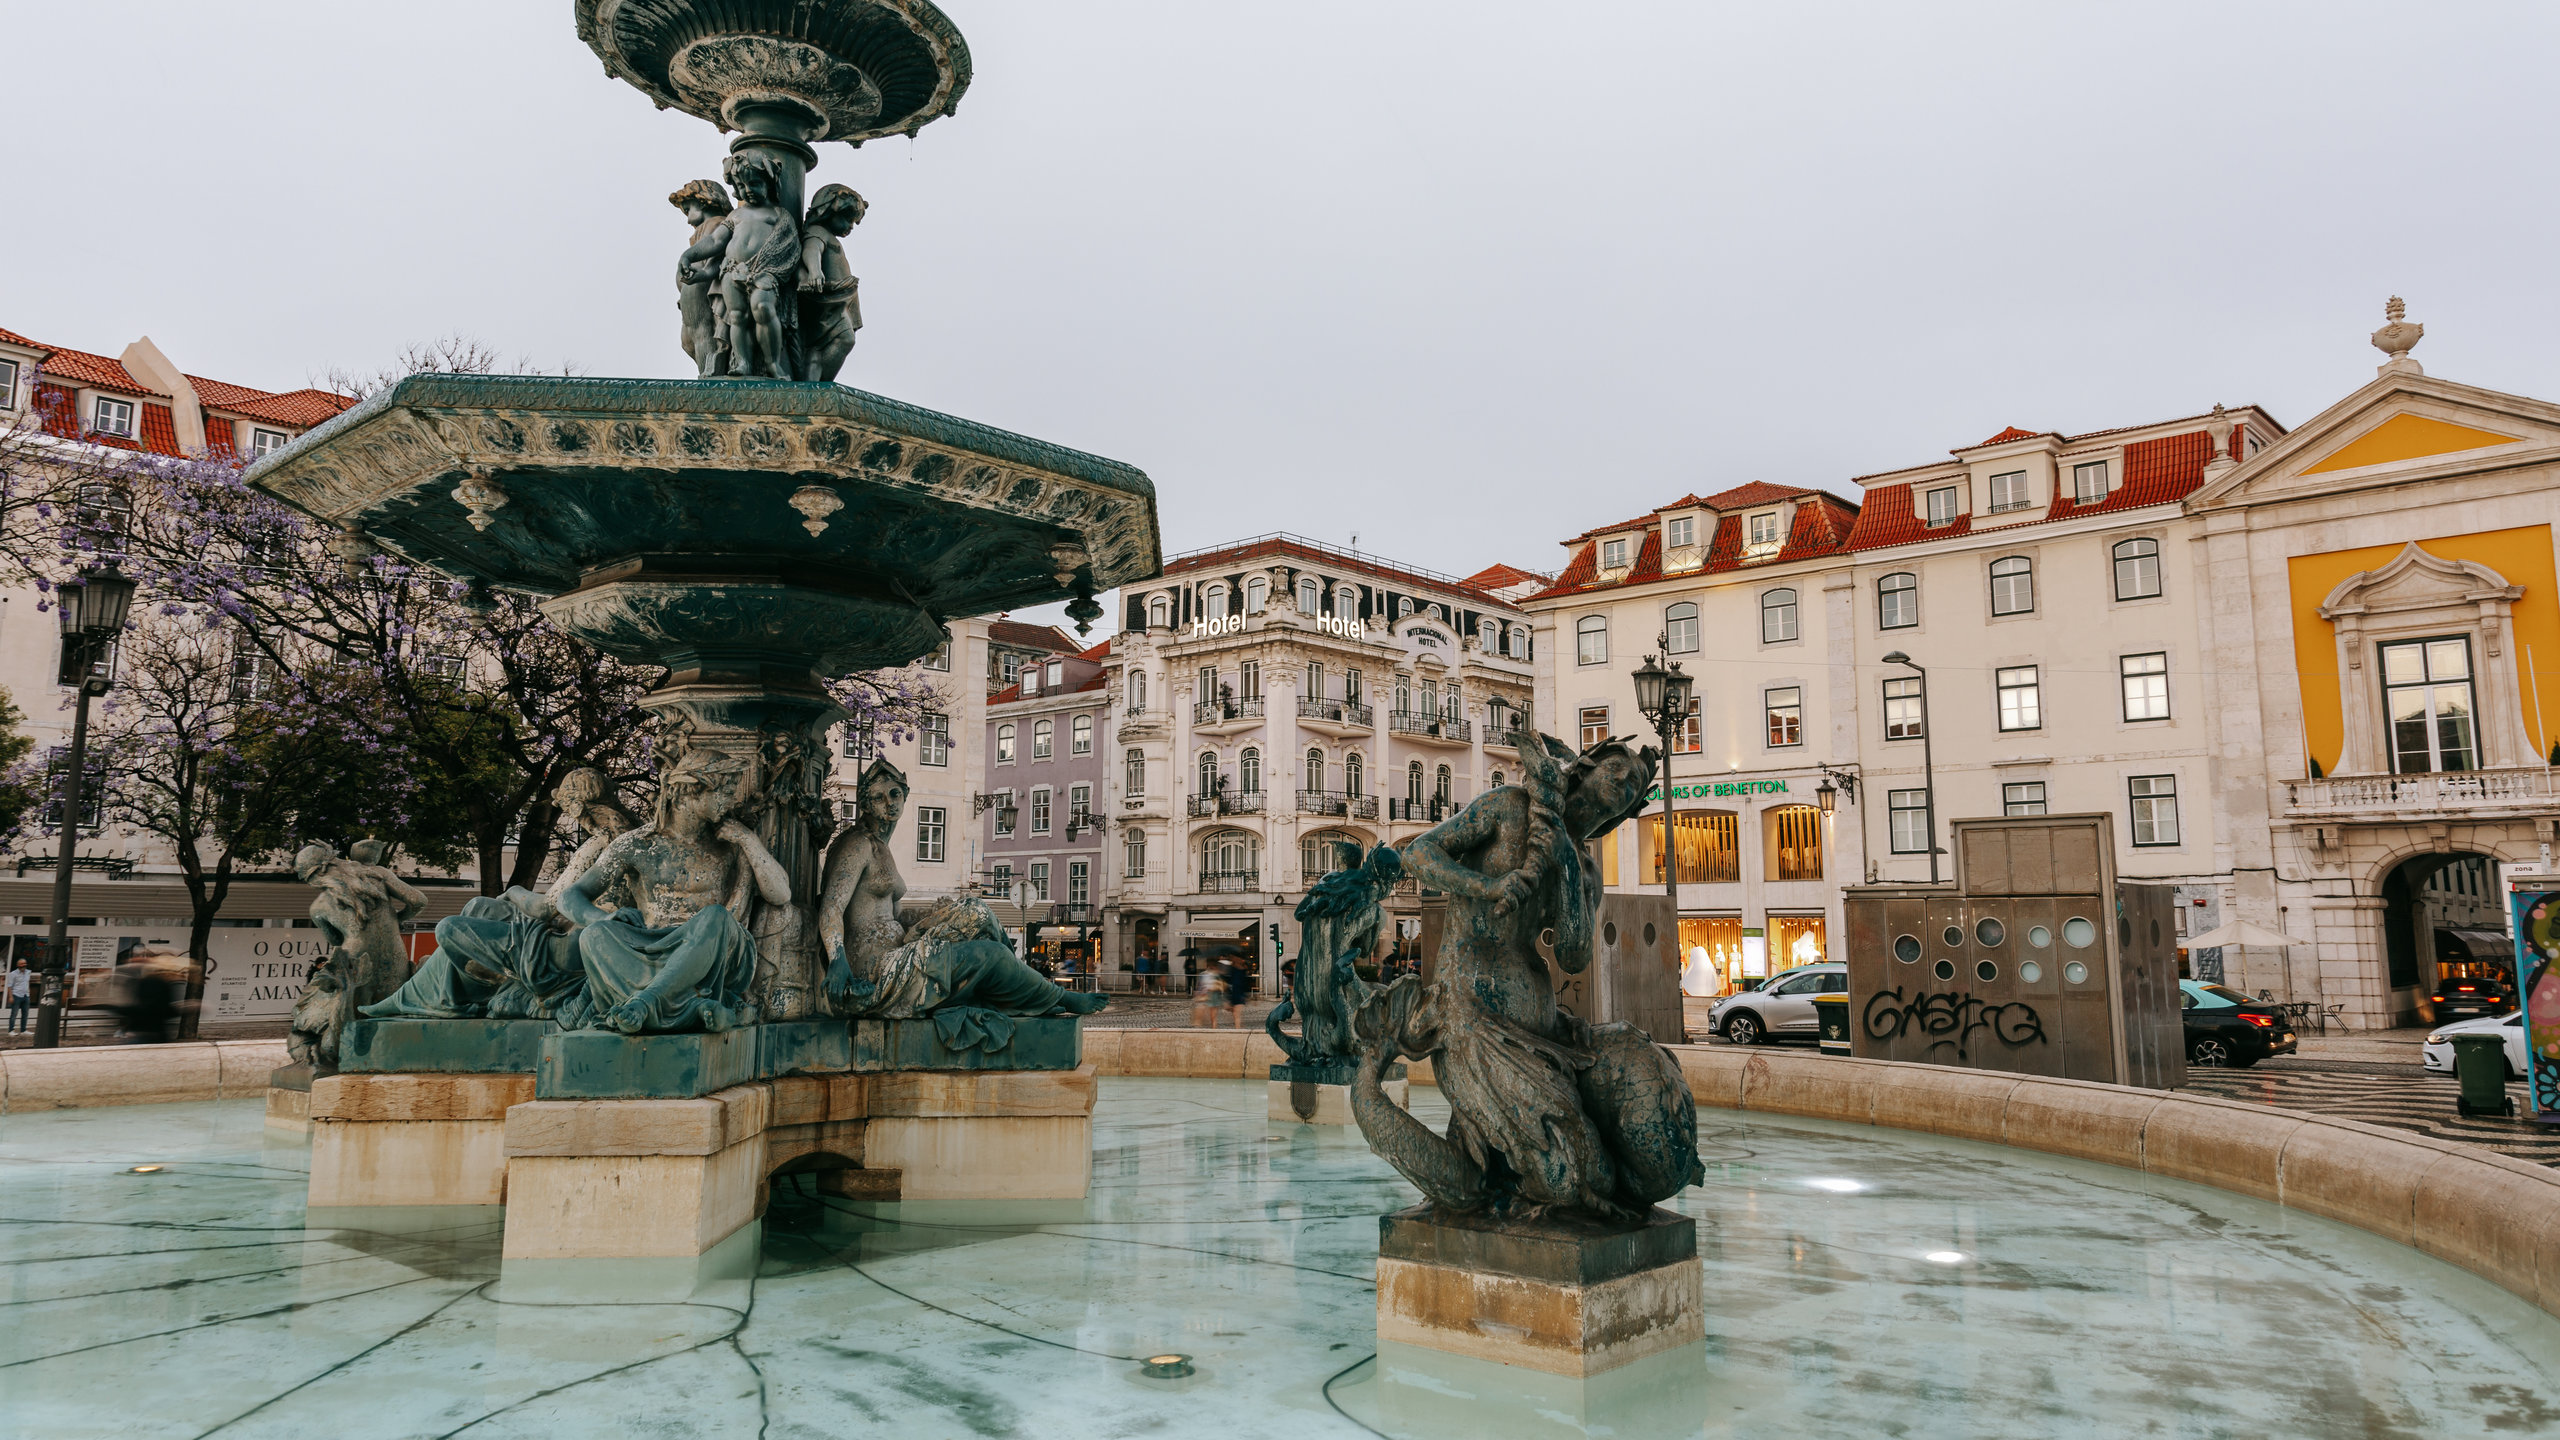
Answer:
[2513, 876, 2560, 1121]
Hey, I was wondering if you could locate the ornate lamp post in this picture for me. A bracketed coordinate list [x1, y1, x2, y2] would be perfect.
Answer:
[1629, 650, 1694, 908]
[32, 561, 135, 1049]
[1881, 651, 1939, 884]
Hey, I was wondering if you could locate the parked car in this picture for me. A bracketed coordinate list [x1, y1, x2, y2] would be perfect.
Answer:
[2421, 1012, 2526, 1078]
[2179, 979, 2297, 1068]
[1708, 963, 1846, 1046]
[2431, 974, 2514, 1022]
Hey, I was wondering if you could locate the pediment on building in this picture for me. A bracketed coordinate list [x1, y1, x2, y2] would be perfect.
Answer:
[2317, 541, 2522, 621]
[2192, 372, 2560, 510]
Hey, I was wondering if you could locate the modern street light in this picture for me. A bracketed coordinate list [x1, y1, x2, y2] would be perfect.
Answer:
[1880, 651, 1940, 884]
[32, 561, 136, 1049]
[1629, 649, 1695, 909]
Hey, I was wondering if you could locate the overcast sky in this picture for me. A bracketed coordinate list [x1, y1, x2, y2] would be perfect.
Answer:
[8, 1, 2557, 619]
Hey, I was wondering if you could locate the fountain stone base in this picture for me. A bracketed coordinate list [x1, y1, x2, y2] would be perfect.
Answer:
[1374, 1203, 1703, 1377]
[1268, 1059, 1406, 1124]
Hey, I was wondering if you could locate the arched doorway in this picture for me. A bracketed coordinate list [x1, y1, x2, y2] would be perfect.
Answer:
[2383, 852, 2509, 1024]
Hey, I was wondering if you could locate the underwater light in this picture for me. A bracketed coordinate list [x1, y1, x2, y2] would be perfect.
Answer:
[1140, 1354, 1196, 1379]
[126, 1165, 165, 1174]
[1806, 1177, 1865, 1193]
[1925, 1251, 1968, 1264]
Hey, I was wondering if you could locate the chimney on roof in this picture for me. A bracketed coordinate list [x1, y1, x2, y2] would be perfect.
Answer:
[118, 337, 205, 452]
[2371, 296, 2424, 378]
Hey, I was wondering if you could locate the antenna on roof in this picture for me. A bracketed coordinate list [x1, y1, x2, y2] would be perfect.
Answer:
[1349, 532, 1359, 551]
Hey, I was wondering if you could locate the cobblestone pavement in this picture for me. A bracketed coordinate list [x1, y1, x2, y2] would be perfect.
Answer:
[2179, 1059, 2560, 1165]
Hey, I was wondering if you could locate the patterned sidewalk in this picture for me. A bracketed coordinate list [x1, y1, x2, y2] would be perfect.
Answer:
[2181, 1062, 2560, 1165]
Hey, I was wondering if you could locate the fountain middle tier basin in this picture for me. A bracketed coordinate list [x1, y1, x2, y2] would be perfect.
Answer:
[5, 1078, 2556, 1438]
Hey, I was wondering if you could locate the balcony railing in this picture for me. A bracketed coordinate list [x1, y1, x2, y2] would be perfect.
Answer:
[1193, 698, 1265, 726]
[1297, 698, 1376, 727]
[2285, 766, 2556, 816]
[1200, 870, 1260, 893]
[1483, 725, 1529, 751]
[1048, 902, 1095, 925]
[1389, 711, 1472, 742]
[1388, 797, 1454, 823]
[1187, 792, 1265, 817]
[1296, 789, 1381, 818]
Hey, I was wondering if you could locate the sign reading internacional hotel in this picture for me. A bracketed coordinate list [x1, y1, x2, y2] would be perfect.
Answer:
[1648, 780, 1790, 800]
[1192, 614, 1367, 639]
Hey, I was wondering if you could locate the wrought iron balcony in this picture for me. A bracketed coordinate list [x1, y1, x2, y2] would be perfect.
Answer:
[1388, 797, 1453, 823]
[2285, 766, 2556, 818]
[1298, 789, 1381, 819]
[1187, 792, 1265, 817]
[1199, 870, 1260, 893]
[1048, 902, 1095, 924]
[1482, 725, 1529, 752]
[1297, 698, 1375, 728]
[1388, 711, 1472, 743]
[1193, 698, 1265, 726]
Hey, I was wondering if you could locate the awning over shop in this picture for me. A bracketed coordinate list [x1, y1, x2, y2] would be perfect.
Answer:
[2441, 927, 2518, 964]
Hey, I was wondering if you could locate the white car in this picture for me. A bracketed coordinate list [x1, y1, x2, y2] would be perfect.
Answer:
[1706, 962, 1847, 1046]
[2421, 1012, 2526, 1078]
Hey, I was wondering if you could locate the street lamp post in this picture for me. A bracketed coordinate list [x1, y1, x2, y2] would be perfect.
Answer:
[1881, 651, 1939, 884]
[1628, 650, 1695, 910]
[31, 562, 136, 1049]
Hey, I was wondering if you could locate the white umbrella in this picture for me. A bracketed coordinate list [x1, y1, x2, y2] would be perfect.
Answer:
[2182, 920, 2306, 949]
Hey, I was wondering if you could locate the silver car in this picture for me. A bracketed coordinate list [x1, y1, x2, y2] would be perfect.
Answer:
[1708, 962, 1847, 1046]
[2421, 1011, 2526, 1078]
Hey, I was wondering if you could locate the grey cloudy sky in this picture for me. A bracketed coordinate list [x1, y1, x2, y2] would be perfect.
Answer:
[8, 1, 2557, 613]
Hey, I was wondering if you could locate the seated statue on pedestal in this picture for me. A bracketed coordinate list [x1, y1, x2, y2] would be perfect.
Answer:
[818, 758, 1107, 1020]
[1350, 734, 1704, 1224]
[288, 841, 427, 1072]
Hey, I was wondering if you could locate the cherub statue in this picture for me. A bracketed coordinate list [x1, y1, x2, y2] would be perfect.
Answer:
[798, 183, 866, 382]
[670, 178, 734, 378]
[817, 758, 1108, 1019]
[558, 746, 787, 1033]
[1267, 841, 1401, 1064]
[1350, 734, 1703, 1224]
[714, 152, 800, 379]
[286, 841, 426, 1073]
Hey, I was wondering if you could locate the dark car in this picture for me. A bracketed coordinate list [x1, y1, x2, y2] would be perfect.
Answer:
[2432, 974, 2514, 1022]
[2179, 980, 2297, 1068]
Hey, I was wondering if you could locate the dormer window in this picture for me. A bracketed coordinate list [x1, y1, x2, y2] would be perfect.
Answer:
[1296, 576, 1320, 612]
[0, 358, 18, 409]
[1205, 586, 1230, 620]
[1147, 593, 1170, 628]
[1987, 470, 2030, 514]
[1925, 486, 1960, 527]
[2072, 461, 2108, 503]
[92, 397, 133, 438]
[1743, 513, 1781, 559]
[250, 428, 290, 456]
[1600, 538, 1629, 570]
[1666, 516, 1696, 549]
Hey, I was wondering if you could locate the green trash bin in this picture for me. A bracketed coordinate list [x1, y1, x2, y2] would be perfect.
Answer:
[1812, 995, 1851, 1057]
[2452, 1032, 2515, 1118]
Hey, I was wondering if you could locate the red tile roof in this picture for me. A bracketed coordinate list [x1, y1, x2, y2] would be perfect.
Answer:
[221, 388, 352, 427]
[1967, 425, 2048, 449]
[138, 403, 181, 457]
[1461, 563, 1551, 591]
[1163, 535, 1513, 607]
[1565, 512, 1671, 544]
[0, 326, 45, 350]
[185, 374, 273, 409]
[1076, 639, 1111, 662]
[988, 619, 1079, 653]
[38, 346, 151, 396]
[1841, 482, 1970, 550]
[1531, 491, 1862, 601]
[4, 328, 351, 445]
[1695, 480, 1823, 511]
[1846, 428, 2219, 550]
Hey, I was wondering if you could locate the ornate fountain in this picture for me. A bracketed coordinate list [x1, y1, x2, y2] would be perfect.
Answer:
[247, 1, 1158, 1250]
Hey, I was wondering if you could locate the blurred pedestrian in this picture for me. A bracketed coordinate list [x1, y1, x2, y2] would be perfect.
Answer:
[5, 957, 29, 1034]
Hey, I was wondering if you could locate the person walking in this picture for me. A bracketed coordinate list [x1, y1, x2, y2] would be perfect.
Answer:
[5, 957, 29, 1035]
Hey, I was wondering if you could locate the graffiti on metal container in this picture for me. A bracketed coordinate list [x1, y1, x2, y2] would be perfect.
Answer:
[1861, 987, 2047, 1061]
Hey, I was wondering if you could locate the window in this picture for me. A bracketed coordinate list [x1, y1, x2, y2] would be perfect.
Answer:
[1128, 671, 1146, 713]
[1345, 752, 1364, 794]
[1032, 718, 1054, 759]
[1406, 760, 1424, 804]
[1202, 830, 1259, 879]
[1239, 660, 1260, 700]
[1888, 789, 1931, 853]
[1746, 513, 1780, 550]
[1765, 687, 1802, 747]
[2112, 537, 2161, 600]
[1989, 556, 2034, 615]
[918, 713, 949, 766]
[1046, 660, 1062, 688]
[1021, 665, 1041, 697]
[41, 747, 103, 830]
[1124, 829, 1147, 878]
[1508, 624, 1529, 659]
[76, 483, 131, 541]
[1671, 693, 1701, 754]
[1576, 615, 1607, 665]
[1647, 810, 1740, 884]
[1345, 668, 1364, 703]
[1397, 596, 1414, 618]
[1761, 589, 1798, 644]
[1877, 572, 1917, 629]
[1303, 831, 1357, 879]
[1667, 516, 1697, 549]
[1664, 602, 1699, 654]
[2382, 637, 2478, 774]
[1601, 538, 1630, 570]
[1394, 674, 1410, 716]
[229, 645, 280, 702]
[1427, 765, 1448, 806]
[1479, 618, 1497, 650]
[1069, 860, 1090, 906]
[1240, 747, 1261, 795]
[1306, 660, 1325, 701]
[1069, 783, 1092, 823]
[1770, 806, 1823, 882]
[1441, 685, 1461, 723]
[1987, 470, 2029, 514]
[1245, 577, 1268, 613]
[1305, 747, 1325, 790]
[1071, 714, 1093, 755]
[996, 723, 1016, 764]
[1996, 666, 2041, 731]
[1205, 586, 1229, 620]
[417, 652, 466, 682]
[92, 396, 133, 437]
[1491, 769, 1505, 787]
[994, 790, 1017, 835]
[1030, 788, 1052, 834]
[1580, 706, 1611, 751]
[1001, 651, 1023, 684]
[0, 358, 17, 408]
[1148, 594, 1169, 628]
[1338, 585, 1358, 617]
[990, 863, 1013, 898]
[1028, 861, 1050, 901]
[2120, 652, 2169, 721]
[923, 644, 951, 672]
[1197, 751, 1217, 796]
[2002, 782, 2048, 816]
[916, 805, 947, 862]
[1883, 677, 1924, 740]
[1125, 747, 1146, 796]
[1199, 666, 1219, 703]
[2073, 461, 2108, 503]
[1926, 486, 1960, 527]
[841, 721, 877, 761]
[250, 428, 290, 456]
[2129, 775, 2181, 845]
[1297, 577, 1320, 612]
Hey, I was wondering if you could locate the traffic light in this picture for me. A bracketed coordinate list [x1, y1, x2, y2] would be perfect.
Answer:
[1269, 922, 1283, 956]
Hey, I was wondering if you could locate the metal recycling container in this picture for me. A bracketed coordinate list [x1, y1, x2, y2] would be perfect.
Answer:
[1813, 995, 1852, 1056]
[2453, 1032, 2516, 1118]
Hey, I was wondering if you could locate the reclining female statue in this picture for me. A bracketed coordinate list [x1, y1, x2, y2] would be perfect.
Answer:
[1350, 733, 1704, 1224]
[818, 757, 1106, 1019]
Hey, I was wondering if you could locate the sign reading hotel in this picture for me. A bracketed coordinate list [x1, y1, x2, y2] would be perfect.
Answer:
[1192, 613, 1366, 639]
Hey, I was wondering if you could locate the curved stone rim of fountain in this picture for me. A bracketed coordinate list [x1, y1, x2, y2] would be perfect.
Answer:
[575, 0, 972, 145]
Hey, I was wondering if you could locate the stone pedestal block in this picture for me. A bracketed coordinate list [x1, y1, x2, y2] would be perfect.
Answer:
[307, 1072, 535, 1208]
[500, 1084, 772, 1259]
[857, 1063, 1098, 1200]
[1373, 1204, 1702, 1377]
[1268, 1078, 1407, 1125]
[265, 1062, 313, 1134]
[342, 1018, 556, 1074]
[850, 1016, 1083, 1071]
[536, 1026, 761, 1099]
